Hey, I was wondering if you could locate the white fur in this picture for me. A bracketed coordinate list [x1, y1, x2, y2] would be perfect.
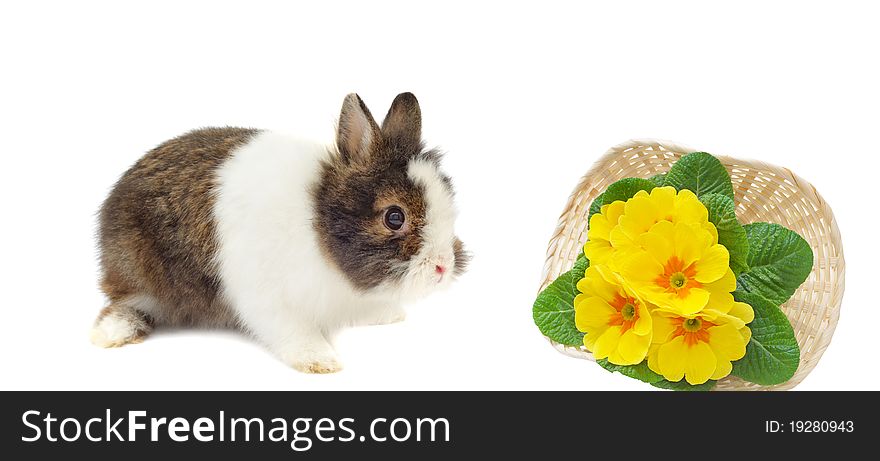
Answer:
[212, 132, 457, 373]
[396, 159, 459, 299]
[89, 295, 158, 348]
[89, 313, 137, 348]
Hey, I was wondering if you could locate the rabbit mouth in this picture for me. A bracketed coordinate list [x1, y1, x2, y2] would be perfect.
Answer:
[434, 264, 448, 283]
[381, 254, 456, 299]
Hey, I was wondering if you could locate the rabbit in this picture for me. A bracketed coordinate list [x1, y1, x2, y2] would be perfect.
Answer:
[90, 92, 468, 373]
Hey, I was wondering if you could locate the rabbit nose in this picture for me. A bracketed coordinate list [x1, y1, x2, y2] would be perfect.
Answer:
[435, 265, 446, 275]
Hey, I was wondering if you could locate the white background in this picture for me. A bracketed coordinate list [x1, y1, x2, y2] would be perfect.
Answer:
[1, 1, 877, 390]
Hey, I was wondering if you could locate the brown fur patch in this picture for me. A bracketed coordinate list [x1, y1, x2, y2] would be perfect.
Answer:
[313, 147, 429, 289]
[312, 93, 466, 290]
[98, 127, 259, 328]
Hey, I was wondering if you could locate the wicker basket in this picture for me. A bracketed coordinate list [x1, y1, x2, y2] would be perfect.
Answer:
[540, 139, 845, 391]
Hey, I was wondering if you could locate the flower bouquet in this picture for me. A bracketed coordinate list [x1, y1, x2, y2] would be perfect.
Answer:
[533, 141, 843, 390]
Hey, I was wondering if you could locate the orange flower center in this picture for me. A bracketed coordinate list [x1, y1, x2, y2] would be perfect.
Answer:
[655, 256, 702, 298]
[671, 317, 716, 347]
[608, 293, 640, 334]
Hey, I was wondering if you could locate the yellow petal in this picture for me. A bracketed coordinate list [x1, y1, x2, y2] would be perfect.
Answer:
[693, 222, 716, 249]
[574, 296, 616, 332]
[657, 337, 688, 382]
[594, 264, 623, 286]
[651, 311, 676, 344]
[674, 189, 709, 223]
[606, 350, 627, 365]
[710, 353, 733, 380]
[740, 325, 752, 344]
[673, 287, 711, 316]
[713, 267, 736, 292]
[648, 219, 676, 241]
[694, 244, 730, 283]
[638, 222, 674, 264]
[608, 226, 637, 254]
[632, 300, 653, 336]
[677, 189, 698, 198]
[619, 251, 664, 286]
[707, 324, 748, 361]
[616, 328, 652, 364]
[647, 344, 662, 375]
[583, 330, 600, 350]
[705, 291, 734, 315]
[702, 309, 745, 330]
[673, 222, 704, 267]
[592, 326, 622, 360]
[710, 362, 732, 381]
[588, 213, 612, 241]
[702, 222, 719, 245]
[581, 266, 619, 301]
[703, 269, 736, 314]
[621, 195, 661, 239]
[584, 239, 613, 265]
[640, 291, 683, 314]
[575, 278, 590, 296]
[605, 201, 626, 226]
[684, 341, 716, 385]
[651, 186, 677, 209]
[728, 301, 755, 324]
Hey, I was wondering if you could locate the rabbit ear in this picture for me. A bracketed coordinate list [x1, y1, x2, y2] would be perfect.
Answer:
[381, 92, 422, 146]
[336, 93, 381, 163]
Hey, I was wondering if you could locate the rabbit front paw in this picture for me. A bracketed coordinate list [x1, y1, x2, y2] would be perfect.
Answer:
[289, 352, 343, 374]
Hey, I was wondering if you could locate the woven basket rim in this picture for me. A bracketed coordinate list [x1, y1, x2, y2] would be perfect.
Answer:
[539, 138, 845, 391]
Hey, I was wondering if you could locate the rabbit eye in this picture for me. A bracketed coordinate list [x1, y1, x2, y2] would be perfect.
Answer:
[383, 206, 405, 231]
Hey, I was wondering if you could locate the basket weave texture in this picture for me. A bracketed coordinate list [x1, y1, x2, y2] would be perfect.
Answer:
[540, 139, 845, 390]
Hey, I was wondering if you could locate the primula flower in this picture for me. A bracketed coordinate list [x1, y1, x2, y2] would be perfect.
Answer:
[617, 221, 731, 315]
[610, 187, 718, 254]
[647, 305, 753, 385]
[584, 187, 717, 266]
[574, 266, 652, 365]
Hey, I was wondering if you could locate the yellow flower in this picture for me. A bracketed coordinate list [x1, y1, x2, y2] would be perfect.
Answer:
[584, 201, 625, 265]
[584, 187, 717, 266]
[616, 221, 731, 315]
[574, 266, 652, 365]
[647, 305, 753, 385]
[610, 187, 718, 254]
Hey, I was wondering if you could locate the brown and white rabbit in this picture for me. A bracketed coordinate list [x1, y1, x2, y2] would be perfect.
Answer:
[90, 92, 468, 373]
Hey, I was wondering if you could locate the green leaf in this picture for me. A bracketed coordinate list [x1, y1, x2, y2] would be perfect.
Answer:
[737, 223, 814, 305]
[649, 173, 667, 187]
[651, 379, 717, 391]
[664, 152, 735, 199]
[587, 178, 656, 224]
[731, 291, 800, 385]
[602, 177, 657, 205]
[532, 257, 589, 346]
[700, 193, 749, 275]
[596, 359, 664, 384]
